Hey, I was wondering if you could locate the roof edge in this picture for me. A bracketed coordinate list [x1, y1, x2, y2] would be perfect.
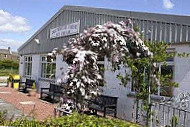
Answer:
[63, 5, 190, 18]
[18, 5, 190, 53]
[18, 6, 68, 52]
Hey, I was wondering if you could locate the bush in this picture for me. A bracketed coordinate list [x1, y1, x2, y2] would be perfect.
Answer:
[0, 59, 19, 70]
[0, 69, 18, 76]
[1, 112, 140, 127]
[0, 59, 19, 76]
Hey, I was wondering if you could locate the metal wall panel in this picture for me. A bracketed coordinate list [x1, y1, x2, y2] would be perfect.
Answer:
[19, 8, 190, 55]
[188, 26, 190, 42]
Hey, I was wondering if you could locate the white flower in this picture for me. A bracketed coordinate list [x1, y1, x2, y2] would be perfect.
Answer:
[80, 88, 85, 96]
[76, 82, 80, 88]
[136, 52, 141, 57]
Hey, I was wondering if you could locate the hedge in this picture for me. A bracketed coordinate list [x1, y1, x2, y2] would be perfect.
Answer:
[0, 59, 19, 70]
[0, 112, 140, 127]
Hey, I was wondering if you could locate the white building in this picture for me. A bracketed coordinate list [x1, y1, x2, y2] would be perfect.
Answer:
[18, 5, 190, 121]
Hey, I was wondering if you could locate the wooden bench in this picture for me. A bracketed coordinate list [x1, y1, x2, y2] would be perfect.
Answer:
[18, 79, 35, 93]
[40, 83, 64, 103]
[88, 95, 118, 117]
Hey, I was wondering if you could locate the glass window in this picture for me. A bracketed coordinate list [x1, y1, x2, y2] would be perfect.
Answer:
[131, 52, 174, 97]
[41, 56, 56, 79]
[4, 54, 7, 58]
[24, 56, 32, 76]
[160, 65, 174, 97]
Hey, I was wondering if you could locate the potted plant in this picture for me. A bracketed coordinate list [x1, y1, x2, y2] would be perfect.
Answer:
[7, 74, 13, 87]
[29, 83, 36, 97]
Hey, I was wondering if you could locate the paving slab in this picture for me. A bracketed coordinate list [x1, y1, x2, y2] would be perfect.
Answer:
[0, 87, 55, 120]
[0, 99, 23, 120]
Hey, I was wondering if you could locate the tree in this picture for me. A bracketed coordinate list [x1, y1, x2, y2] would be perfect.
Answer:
[125, 41, 178, 125]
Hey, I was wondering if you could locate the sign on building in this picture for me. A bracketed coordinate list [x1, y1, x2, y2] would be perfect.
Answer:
[50, 21, 80, 39]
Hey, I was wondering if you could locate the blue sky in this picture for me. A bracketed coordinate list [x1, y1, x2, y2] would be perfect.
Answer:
[0, 0, 189, 51]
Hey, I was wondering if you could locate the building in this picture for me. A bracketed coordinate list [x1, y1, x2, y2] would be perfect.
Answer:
[18, 5, 190, 121]
[0, 47, 19, 61]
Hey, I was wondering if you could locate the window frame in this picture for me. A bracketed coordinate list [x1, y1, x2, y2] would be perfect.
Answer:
[157, 61, 174, 97]
[24, 56, 32, 77]
[4, 54, 7, 58]
[130, 51, 175, 98]
[40, 55, 56, 79]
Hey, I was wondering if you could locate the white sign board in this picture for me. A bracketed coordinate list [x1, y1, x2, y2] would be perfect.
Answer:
[50, 21, 80, 39]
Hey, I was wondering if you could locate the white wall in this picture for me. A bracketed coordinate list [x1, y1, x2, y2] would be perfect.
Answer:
[55, 55, 68, 80]
[172, 44, 190, 96]
[18, 43, 190, 121]
[31, 55, 41, 92]
[19, 56, 24, 77]
[102, 43, 190, 121]
[103, 57, 135, 121]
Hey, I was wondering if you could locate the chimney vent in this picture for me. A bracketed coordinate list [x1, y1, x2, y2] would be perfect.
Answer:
[8, 47, 11, 54]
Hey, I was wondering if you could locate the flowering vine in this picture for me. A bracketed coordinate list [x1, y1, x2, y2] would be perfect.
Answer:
[50, 19, 153, 108]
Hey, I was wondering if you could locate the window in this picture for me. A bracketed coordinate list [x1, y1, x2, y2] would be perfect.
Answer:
[24, 56, 32, 76]
[4, 54, 7, 58]
[41, 56, 56, 79]
[131, 52, 174, 97]
[159, 64, 174, 97]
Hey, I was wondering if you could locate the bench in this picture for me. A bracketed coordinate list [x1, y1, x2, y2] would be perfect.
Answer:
[40, 83, 64, 103]
[18, 79, 35, 93]
[88, 95, 118, 117]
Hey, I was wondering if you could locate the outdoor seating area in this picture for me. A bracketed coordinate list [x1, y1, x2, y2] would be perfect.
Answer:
[2, 1, 190, 126]
[40, 83, 64, 103]
[0, 87, 54, 120]
[4, 75, 120, 121]
[18, 78, 35, 93]
[88, 95, 118, 118]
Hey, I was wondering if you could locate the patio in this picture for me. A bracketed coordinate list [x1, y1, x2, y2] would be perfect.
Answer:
[0, 87, 55, 120]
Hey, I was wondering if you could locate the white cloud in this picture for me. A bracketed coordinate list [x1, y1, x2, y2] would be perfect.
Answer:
[0, 39, 23, 51]
[163, 0, 174, 10]
[0, 10, 31, 33]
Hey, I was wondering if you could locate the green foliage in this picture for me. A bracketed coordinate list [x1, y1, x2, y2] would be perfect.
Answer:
[119, 41, 180, 125]
[0, 69, 18, 76]
[124, 41, 178, 99]
[0, 59, 19, 70]
[7, 74, 13, 82]
[0, 59, 19, 76]
[171, 115, 178, 127]
[0, 112, 140, 127]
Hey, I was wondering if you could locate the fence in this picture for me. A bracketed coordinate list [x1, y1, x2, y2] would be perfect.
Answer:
[150, 102, 190, 127]
[134, 93, 190, 127]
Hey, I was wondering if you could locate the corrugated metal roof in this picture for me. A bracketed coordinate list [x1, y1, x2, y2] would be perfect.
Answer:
[18, 5, 190, 55]
[63, 5, 190, 24]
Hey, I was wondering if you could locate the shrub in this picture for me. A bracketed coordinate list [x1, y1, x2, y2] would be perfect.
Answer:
[0, 59, 19, 70]
[0, 59, 19, 76]
[1, 112, 140, 127]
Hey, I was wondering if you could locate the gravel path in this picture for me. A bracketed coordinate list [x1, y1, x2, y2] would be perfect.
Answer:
[0, 87, 55, 120]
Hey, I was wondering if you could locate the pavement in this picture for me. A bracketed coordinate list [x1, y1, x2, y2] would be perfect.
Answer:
[0, 76, 8, 87]
[0, 99, 23, 121]
[0, 87, 55, 120]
